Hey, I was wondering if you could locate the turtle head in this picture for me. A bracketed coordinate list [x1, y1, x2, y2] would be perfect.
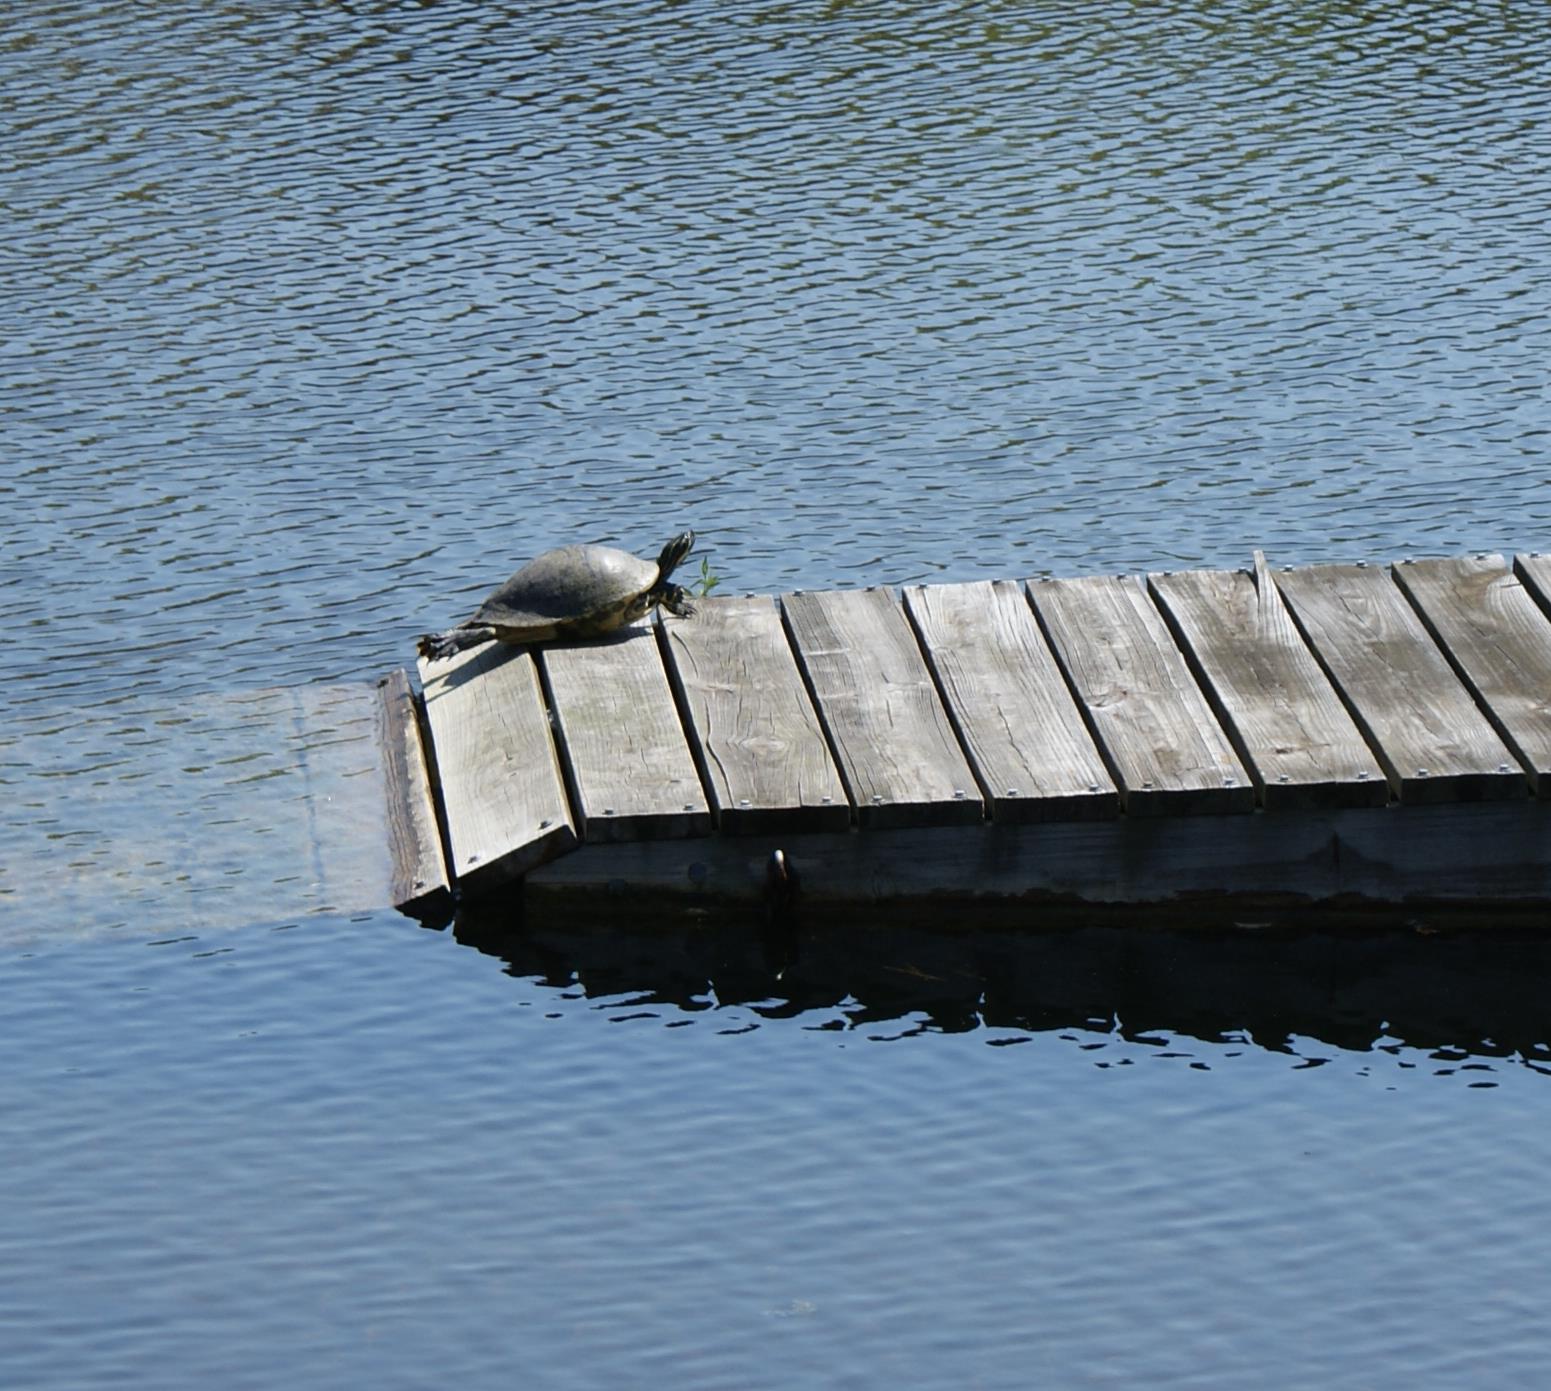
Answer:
[655, 529, 695, 581]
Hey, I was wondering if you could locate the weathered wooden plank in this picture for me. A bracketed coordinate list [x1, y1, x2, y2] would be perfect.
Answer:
[540, 621, 712, 843]
[377, 668, 455, 918]
[1149, 559, 1387, 810]
[527, 802, 1551, 911]
[783, 587, 983, 829]
[1274, 562, 1525, 804]
[1028, 574, 1254, 816]
[902, 579, 1118, 822]
[418, 642, 577, 892]
[1513, 552, 1551, 616]
[659, 594, 850, 835]
[1393, 554, 1551, 795]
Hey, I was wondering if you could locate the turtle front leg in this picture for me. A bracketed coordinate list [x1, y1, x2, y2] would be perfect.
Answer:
[657, 583, 695, 619]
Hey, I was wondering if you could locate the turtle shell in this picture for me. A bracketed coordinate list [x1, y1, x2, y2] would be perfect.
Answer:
[472, 543, 660, 642]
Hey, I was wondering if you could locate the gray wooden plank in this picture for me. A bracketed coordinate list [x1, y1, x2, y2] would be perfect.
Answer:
[1274, 562, 1525, 804]
[1394, 554, 1551, 795]
[659, 594, 850, 835]
[540, 621, 712, 843]
[1513, 551, 1551, 616]
[1513, 553, 1551, 646]
[902, 579, 1119, 822]
[418, 642, 578, 891]
[377, 667, 455, 918]
[1028, 573, 1254, 816]
[782, 586, 983, 829]
[1149, 559, 1387, 810]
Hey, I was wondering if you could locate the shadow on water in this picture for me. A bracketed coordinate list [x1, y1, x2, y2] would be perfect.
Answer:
[452, 898, 1551, 1060]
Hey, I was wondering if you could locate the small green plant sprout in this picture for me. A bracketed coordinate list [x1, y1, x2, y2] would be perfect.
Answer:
[696, 555, 722, 599]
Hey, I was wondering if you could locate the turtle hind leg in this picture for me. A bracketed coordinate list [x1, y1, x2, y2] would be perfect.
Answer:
[416, 623, 496, 661]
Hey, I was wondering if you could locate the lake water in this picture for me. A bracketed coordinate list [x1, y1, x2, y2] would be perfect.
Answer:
[6, 1, 1551, 1386]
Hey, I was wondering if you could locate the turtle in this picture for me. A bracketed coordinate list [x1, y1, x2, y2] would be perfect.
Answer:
[417, 530, 696, 660]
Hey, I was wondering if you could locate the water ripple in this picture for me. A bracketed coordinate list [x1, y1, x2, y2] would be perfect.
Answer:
[5, 7, 1551, 1387]
[5, 0, 1551, 929]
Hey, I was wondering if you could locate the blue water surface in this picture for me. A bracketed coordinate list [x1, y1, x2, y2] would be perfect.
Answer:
[6, 917, 1551, 1391]
[6, 1, 1551, 1385]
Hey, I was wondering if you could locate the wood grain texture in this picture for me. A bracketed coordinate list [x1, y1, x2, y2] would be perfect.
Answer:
[377, 668, 454, 918]
[541, 621, 712, 843]
[903, 579, 1118, 822]
[783, 587, 983, 829]
[1028, 573, 1254, 815]
[417, 642, 577, 892]
[660, 595, 850, 834]
[1274, 562, 1524, 804]
[1513, 552, 1551, 615]
[1149, 560, 1387, 810]
[1393, 554, 1551, 794]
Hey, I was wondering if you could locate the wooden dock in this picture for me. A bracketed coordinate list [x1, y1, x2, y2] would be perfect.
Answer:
[383, 551, 1551, 921]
